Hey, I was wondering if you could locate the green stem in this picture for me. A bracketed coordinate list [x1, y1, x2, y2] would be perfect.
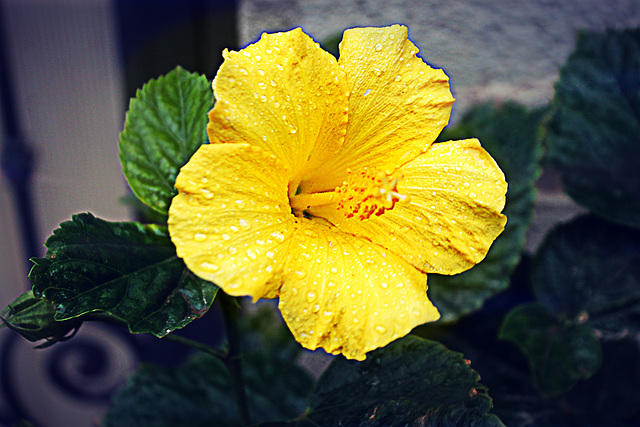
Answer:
[163, 333, 226, 360]
[219, 292, 251, 426]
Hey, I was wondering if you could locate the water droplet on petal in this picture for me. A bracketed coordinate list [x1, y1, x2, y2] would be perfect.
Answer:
[194, 233, 207, 242]
[395, 75, 402, 82]
[375, 325, 387, 334]
[375, 42, 383, 51]
[307, 291, 316, 302]
[200, 262, 219, 272]
[246, 249, 257, 260]
[271, 231, 285, 242]
[257, 81, 267, 90]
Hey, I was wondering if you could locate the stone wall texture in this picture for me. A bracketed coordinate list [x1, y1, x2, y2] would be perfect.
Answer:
[239, 0, 640, 119]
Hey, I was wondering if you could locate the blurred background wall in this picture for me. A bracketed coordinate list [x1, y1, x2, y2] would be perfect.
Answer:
[0, 0, 639, 425]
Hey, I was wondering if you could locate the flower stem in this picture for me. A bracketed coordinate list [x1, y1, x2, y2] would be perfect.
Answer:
[163, 333, 226, 361]
[219, 292, 251, 426]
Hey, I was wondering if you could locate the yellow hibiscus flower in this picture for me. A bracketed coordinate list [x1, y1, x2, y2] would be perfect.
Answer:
[168, 25, 507, 360]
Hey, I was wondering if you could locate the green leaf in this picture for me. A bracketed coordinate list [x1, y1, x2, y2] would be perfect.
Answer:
[292, 336, 503, 426]
[30, 213, 217, 337]
[430, 102, 546, 321]
[1, 290, 81, 348]
[546, 29, 640, 228]
[498, 302, 601, 397]
[104, 351, 313, 427]
[533, 214, 640, 338]
[119, 66, 213, 214]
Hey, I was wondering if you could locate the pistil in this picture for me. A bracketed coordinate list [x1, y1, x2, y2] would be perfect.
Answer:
[289, 191, 336, 212]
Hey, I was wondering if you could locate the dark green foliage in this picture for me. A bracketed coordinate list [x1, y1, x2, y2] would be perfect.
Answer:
[291, 336, 503, 427]
[119, 66, 213, 214]
[499, 302, 601, 397]
[104, 351, 314, 427]
[0, 290, 80, 348]
[547, 29, 640, 229]
[30, 213, 217, 337]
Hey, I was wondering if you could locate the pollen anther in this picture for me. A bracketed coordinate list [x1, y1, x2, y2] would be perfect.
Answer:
[336, 168, 410, 220]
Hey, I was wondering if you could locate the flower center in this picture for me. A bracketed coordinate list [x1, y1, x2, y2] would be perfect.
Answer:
[289, 168, 410, 220]
[335, 168, 410, 220]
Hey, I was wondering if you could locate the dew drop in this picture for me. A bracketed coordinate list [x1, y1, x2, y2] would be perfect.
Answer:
[290, 126, 297, 134]
[194, 233, 207, 242]
[222, 234, 231, 241]
[200, 262, 219, 271]
[242, 51, 251, 58]
[381, 282, 388, 289]
[395, 75, 402, 82]
[375, 325, 387, 334]
[307, 291, 316, 302]
[257, 81, 267, 90]
[373, 68, 382, 76]
[271, 231, 285, 242]
[246, 249, 257, 260]
[295, 270, 306, 278]
[375, 42, 383, 51]
[312, 304, 320, 313]
[363, 88, 371, 96]
[257, 69, 265, 76]
[270, 80, 277, 87]
[239, 68, 248, 75]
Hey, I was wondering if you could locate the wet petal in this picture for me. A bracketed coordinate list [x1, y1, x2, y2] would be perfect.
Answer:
[301, 25, 454, 192]
[208, 28, 349, 190]
[279, 219, 439, 361]
[311, 139, 507, 275]
[168, 143, 296, 300]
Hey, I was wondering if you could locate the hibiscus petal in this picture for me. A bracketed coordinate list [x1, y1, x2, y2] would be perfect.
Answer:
[301, 25, 455, 192]
[311, 139, 507, 275]
[168, 143, 296, 300]
[279, 219, 440, 361]
[207, 28, 349, 192]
